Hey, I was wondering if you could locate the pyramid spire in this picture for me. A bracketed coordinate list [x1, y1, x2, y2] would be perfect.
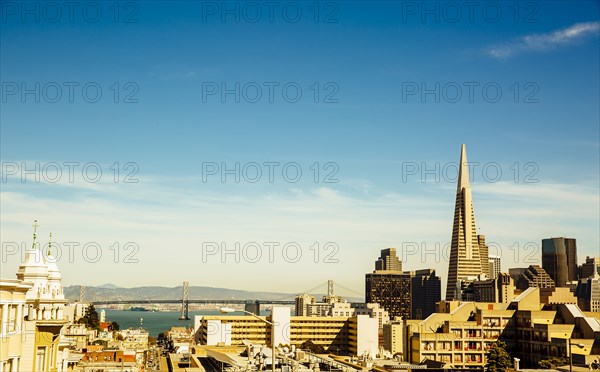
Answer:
[457, 144, 471, 191]
[458, 144, 474, 252]
[446, 144, 488, 300]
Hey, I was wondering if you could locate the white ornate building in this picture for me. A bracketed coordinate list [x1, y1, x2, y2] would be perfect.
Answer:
[1, 221, 70, 372]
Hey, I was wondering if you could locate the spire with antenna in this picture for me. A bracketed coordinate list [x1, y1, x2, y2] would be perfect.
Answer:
[48, 232, 53, 256]
[32, 219, 38, 249]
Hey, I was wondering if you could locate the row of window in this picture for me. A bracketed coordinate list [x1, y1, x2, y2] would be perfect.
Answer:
[421, 353, 484, 364]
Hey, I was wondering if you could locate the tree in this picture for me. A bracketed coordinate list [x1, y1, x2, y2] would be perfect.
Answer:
[485, 341, 512, 372]
[109, 321, 120, 331]
[301, 340, 326, 354]
[538, 357, 568, 369]
[78, 304, 100, 330]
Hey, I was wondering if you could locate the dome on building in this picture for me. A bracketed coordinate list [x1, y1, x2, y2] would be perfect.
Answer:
[16, 221, 48, 282]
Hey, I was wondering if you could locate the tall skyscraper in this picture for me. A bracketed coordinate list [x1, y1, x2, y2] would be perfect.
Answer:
[446, 144, 489, 300]
[366, 249, 412, 320]
[411, 269, 441, 319]
[376, 248, 402, 271]
[575, 270, 600, 312]
[489, 256, 501, 279]
[542, 237, 578, 287]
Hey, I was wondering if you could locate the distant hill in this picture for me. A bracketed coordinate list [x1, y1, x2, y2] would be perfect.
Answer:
[65, 285, 295, 302]
[96, 283, 120, 289]
[63, 285, 362, 303]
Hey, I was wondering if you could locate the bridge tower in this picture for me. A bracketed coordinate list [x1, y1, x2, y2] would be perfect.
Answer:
[79, 285, 86, 303]
[179, 281, 190, 320]
[327, 279, 334, 297]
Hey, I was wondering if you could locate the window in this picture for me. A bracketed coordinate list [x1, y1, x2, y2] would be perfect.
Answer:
[467, 329, 480, 337]
[36, 347, 46, 371]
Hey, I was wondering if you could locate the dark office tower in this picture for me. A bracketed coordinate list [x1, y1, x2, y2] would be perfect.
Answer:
[411, 269, 441, 319]
[542, 237, 578, 287]
[446, 144, 488, 300]
[366, 249, 411, 320]
[580, 256, 600, 279]
[375, 248, 403, 271]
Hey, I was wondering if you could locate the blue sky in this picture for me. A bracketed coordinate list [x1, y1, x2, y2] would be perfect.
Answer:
[1, 1, 599, 295]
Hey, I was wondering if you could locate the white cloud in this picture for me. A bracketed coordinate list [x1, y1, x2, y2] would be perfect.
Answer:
[487, 21, 600, 59]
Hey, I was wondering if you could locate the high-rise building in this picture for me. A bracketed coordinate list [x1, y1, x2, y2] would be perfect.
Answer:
[473, 273, 515, 303]
[478, 235, 490, 279]
[575, 270, 600, 312]
[488, 256, 501, 279]
[295, 294, 315, 316]
[382, 320, 404, 357]
[515, 265, 555, 291]
[446, 144, 489, 300]
[375, 248, 402, 271]
[542, 237, 578, 286]
[411, 269, 441, 319]
[366, 273, 412, 321]
[580, 256, 600, 279]
[366, 249, 412, 320]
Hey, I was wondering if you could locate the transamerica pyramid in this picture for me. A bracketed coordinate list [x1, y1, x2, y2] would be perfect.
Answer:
[446, 144, 489, 300]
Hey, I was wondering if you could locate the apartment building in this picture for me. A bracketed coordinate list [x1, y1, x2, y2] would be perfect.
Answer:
[194, 307, 379, 357]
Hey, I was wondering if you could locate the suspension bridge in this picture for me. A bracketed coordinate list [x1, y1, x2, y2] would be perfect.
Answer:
[88, 280, 364, 320]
